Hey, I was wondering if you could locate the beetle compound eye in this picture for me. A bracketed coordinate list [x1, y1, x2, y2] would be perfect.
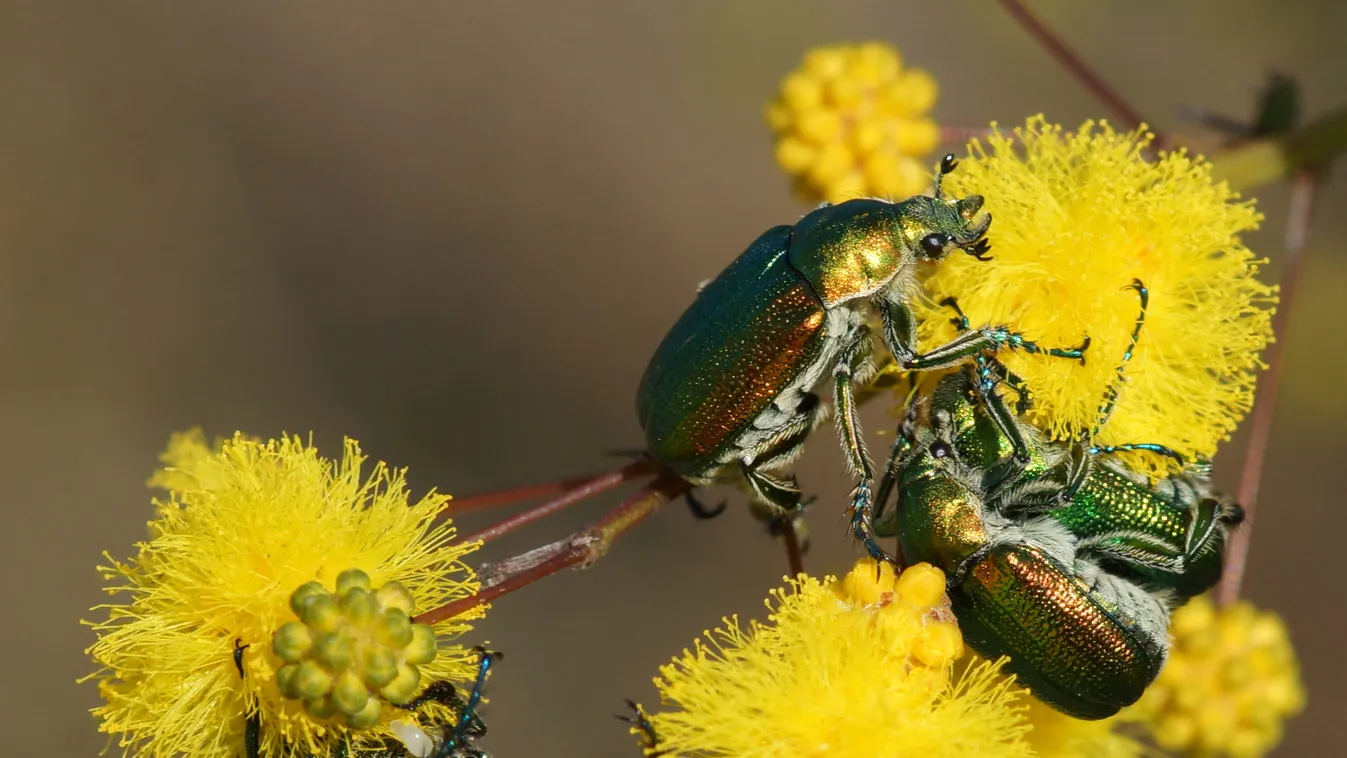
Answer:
[920, 233, 949, 256]
[930, 440, 954, 459]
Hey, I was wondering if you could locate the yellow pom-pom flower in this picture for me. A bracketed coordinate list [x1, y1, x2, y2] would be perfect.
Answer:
[1016, 685, 1144, 758]
[84, 433, 485, 758]
[145, 427, 231, 495]
[766, 42, 941, 204]
[645, 559, 1032, 757]
[1126, 596, 1305, 757]
[917, 116, 1276, 476]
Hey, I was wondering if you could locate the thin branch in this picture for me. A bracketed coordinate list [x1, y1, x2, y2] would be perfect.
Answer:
[775, 515, 806, 577]
[996, 0, 1155, 141]
[440, 464, 650, 516]
[415, 472, 689, 624]
[1217, 169, 1320, 606]
[455, 459, 657, 545]
[940, 126, 994, 146]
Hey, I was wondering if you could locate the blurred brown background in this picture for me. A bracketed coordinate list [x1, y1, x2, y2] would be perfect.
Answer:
[2, 1, 1343, 755]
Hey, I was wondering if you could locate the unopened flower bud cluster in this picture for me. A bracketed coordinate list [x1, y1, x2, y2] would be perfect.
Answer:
[273, 569, 439, 730]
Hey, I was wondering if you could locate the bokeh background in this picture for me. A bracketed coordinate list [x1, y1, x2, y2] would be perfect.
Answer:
[3, 1, 1343, 755]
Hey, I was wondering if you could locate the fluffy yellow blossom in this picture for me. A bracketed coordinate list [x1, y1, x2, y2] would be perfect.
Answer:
[1127, 596, 1304, 757]
[766, 42, 941, 203]
[145, 427, 230, 494]
[645, 560, 1032, 757]
[84, 433, 484, 758]
[1017, 686, 1144, 758]
[917, 116, 1276, 476]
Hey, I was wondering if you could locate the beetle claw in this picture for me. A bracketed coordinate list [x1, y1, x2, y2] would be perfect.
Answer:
[684, 490, 728, 520]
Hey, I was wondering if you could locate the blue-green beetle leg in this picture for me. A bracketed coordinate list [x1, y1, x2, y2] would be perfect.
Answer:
[233, 639, 261, 758]
[1087, 442, 1186, 467]
[940, 297, 1037, 415]
[1091, 279, 1149, 437]
[433, 647, 499, 758]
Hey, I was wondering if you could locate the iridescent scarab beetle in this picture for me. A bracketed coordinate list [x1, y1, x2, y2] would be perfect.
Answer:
[873, 284, 1242, 718]
[637, 155, 1087, 558]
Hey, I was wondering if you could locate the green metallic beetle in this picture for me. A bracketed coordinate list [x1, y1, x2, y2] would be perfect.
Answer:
[637, 155, 1087, 558]
[871, 284, 1242, 718]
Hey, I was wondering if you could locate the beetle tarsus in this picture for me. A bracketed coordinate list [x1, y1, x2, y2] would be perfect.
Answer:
[683, 490, 727, 520]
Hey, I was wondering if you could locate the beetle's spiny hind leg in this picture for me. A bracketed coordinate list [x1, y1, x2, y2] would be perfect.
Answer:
[834, 335, 904, 564]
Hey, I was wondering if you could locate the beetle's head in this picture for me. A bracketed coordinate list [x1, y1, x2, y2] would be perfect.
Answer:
[899, 154, 992, 262]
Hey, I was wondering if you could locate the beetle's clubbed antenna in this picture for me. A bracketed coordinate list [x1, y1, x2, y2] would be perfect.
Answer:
[932, 153, 959, 199]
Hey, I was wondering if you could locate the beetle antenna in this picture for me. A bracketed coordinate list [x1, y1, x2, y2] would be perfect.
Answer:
[933, 153, 959, 199]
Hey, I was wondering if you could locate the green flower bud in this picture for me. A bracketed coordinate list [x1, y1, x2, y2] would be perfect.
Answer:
[304, 695, 336, 719]
[313, 630, 356, 672]
[340, 587, 379, 624]
[374, 608, 414, 649]
[275, 663, 301, 699]
[375, 581, 415, 614]
[362, 647, 399, 689]
[403, 624, 438, 666]
[292, 660, 333, 700]
[346, 696, 383, 730]
[379, 663, 421, 705]
[336, 568, 372, 597]
[289, 581, 329, 617]
[331, 670, 371, 716]
[272, 621, 313, 663]
[300, 594, 342, 634]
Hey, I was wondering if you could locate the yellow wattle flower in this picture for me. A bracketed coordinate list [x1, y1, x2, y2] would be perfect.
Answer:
[84, 433, 485, 758]
[1018, 688, 1144, 758]
[916, 116, 1276, 476]
[1126, 596, 1305, 758]
[766, 42, 941, 204]
[145, 427, 231, 495]
[645, 560, 1032, 757]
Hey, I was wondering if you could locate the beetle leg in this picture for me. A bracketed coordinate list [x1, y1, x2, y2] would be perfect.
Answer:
[882, 298, 1090, 372]
[233, 639, 261, 758]
[1087, 442, 1186, 467]
[741, 465, 803, 513]
[871, 396, 922, 535]
[1075, 530, 1185, 575]
[751, 393, 825, 472]
[835, 336, 902, 564]
[683, 490, 727, 520]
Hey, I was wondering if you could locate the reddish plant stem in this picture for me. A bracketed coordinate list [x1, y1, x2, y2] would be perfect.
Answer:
[416, 472, 690, 624]
[1217, 170, 1319, 607]
[996, 0, 1156, 142]
[777, 516, 805, 577]
[940, 126, 994, 146]
[441, 468, 640, 515]
[455, 459, 657, 545]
